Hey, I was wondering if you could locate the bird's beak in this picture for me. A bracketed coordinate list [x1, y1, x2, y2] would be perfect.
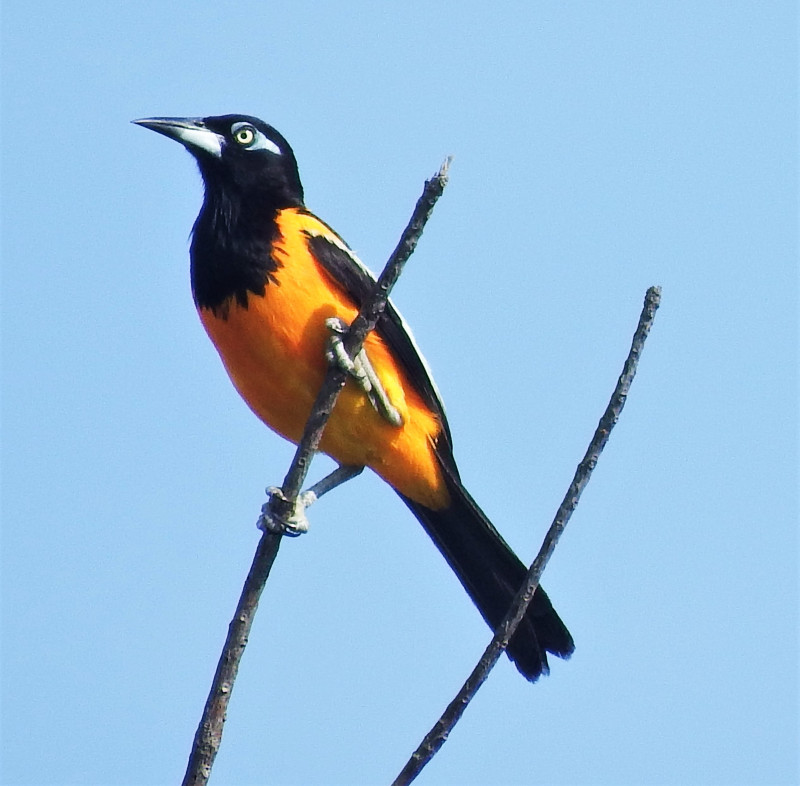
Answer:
[132, 117, 224, 158]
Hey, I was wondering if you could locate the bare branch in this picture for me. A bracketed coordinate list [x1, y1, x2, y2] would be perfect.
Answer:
[392, 286, 662, 786]
[181, 158, 452, 786]
[182, 532, 282, 786]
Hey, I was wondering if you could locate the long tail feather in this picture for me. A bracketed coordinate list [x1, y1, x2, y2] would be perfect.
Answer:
[399, 477, 574, 681]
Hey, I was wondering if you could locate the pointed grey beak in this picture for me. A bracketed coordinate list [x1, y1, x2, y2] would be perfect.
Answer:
[132, 117, 224, 158]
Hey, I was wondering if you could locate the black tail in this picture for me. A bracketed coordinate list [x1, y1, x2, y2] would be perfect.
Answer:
[399, 476, 574, 681]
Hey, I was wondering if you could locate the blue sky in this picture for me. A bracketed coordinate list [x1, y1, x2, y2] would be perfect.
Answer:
[2, 2, 797, 785]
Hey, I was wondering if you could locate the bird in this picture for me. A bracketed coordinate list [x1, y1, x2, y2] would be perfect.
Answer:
[133, 114, 574, 681]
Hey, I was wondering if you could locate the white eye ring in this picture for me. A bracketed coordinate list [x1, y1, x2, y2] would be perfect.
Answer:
[230, 122, 281, 155]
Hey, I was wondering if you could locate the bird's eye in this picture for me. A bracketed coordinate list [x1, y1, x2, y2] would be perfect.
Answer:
[233, 125, 256, 146]
[229, 121, 281, 155]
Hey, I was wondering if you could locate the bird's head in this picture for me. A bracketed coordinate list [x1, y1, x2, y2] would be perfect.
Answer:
[133, 114, 304, 208]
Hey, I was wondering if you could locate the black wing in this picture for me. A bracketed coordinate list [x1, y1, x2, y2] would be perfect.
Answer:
[303, 216, 455, 464]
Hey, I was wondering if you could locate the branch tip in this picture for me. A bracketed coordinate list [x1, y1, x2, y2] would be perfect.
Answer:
[392, 285, 663, 785]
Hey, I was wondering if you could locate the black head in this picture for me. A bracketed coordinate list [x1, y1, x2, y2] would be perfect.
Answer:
[134, 114, 304, 313]
[133, 114, 304, 208]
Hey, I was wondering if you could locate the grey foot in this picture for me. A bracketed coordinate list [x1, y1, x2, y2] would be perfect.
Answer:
[324, 317, 403, 427]
[257, 486, 317, 537]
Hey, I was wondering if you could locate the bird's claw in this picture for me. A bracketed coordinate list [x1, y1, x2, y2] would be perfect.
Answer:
[257, 486, 316, 537]
[324, 317, 403, 427]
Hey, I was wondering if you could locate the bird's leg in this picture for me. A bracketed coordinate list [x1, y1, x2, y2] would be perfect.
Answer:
[324, 317, 404, 427]
[258, 464, 365, 536]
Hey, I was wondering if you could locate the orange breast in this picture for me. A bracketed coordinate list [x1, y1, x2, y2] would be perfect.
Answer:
[197, 207, 450, 510]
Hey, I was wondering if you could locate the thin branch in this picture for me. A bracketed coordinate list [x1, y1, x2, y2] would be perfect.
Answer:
[392, 286, 662, 786]
[181, 158, 452, 786]
[182, 532, 282, 786]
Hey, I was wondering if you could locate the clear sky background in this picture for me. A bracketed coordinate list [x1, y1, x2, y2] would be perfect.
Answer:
[2, 3, 797, 785]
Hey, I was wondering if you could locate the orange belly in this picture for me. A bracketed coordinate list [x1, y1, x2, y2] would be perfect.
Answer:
[197, 208, 450, 510]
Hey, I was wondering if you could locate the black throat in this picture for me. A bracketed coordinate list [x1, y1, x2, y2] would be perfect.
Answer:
[190, 180, 286, 317]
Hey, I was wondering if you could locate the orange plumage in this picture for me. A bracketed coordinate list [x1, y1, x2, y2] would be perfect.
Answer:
[198, 207, 450, 510]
